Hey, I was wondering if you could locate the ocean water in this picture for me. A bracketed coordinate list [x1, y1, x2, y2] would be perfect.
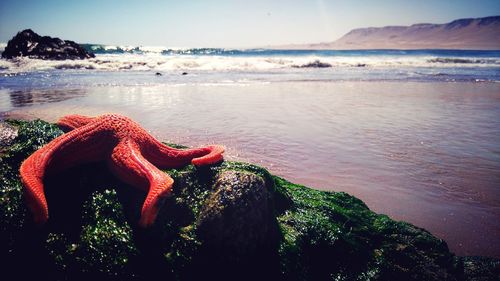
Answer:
[0, 47, 499, 83]
[0, 48, 499, 257]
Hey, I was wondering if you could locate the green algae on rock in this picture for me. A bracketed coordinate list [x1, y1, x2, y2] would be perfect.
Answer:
[0, 119, 498, 281]
[45, 190, 137, 279]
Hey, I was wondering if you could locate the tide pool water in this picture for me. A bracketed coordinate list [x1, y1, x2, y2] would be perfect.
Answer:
[0, 49, 499, 257]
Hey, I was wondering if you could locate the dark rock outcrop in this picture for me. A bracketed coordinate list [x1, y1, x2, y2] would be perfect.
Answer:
[1, 29, 95, 60]
[293, 60, 332, 68]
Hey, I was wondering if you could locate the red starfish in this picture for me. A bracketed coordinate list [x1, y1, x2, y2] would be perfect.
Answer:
[19, 114, 224, 227]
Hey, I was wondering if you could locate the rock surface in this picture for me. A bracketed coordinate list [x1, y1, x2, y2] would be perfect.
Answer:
[0, 119, 498, 281]
[0, 122, 18, 147]
[293, 60, 332, 68]
[196, 171, 278, 263]
[1, 29, 95, 60]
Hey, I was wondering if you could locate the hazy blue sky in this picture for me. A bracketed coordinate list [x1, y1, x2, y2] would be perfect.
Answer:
[0, 0, 498, 47]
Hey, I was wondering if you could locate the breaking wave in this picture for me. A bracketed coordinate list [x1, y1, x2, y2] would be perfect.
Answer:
[1, 54, 499, 73]
[80, 44, 271, 56]
[0, 46, 499, 81]
[428, 57, 499, 64]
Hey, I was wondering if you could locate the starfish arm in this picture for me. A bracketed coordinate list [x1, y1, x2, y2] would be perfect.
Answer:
[191, 145, 225, 166]
[109, 139, 174, 227]
[57, 114, 95, 132]
[143, 138, 225, 168]
[20, 123, 108, 224]
[20, 153, 49, 224]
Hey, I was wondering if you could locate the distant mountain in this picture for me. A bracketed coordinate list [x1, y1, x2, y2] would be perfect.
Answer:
[279, 16, 500, 50]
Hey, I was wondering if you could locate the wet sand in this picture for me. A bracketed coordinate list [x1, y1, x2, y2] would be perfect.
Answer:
[2, 81, 499, 257]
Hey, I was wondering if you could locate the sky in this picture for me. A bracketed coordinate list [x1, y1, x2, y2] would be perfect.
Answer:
[0, 0, 499, 47]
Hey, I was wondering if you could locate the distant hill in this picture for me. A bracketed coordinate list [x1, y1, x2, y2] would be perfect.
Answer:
[279, 16, 500, 50]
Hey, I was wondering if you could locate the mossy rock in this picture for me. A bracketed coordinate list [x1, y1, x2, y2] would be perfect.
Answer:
[196, 170, 277, 256]
[0, 119, 498, 281]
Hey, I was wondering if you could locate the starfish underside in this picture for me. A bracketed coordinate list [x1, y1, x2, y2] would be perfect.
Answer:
[20, 114, 224, 227]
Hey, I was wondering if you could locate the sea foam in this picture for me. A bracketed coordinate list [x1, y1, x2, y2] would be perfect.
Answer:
[0, 47, 499, 82]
